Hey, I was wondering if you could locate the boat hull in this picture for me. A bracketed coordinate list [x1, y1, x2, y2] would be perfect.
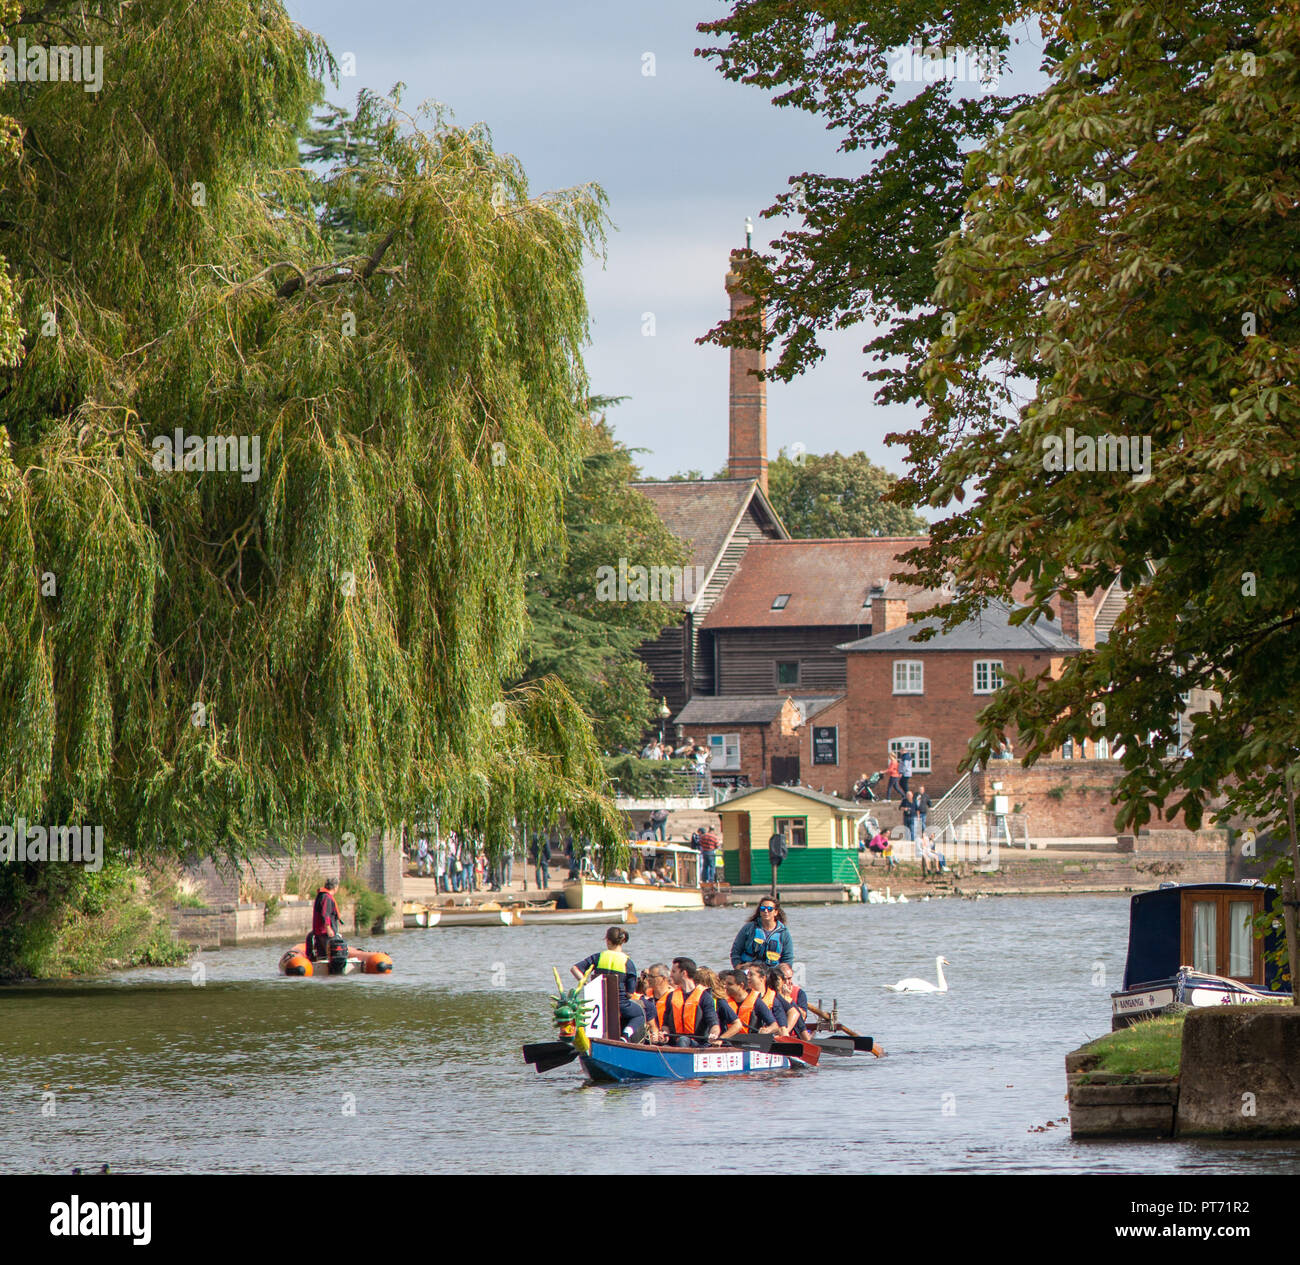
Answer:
[563, 880, 703, 914]
[279, 942, 393, 976]
[1111, 969, 1290, 1028]
[514, 906, 632, 926]
[577, 1037, 799, 1082]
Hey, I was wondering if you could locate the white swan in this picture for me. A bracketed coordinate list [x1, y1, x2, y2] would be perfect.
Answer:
[884, 956, 950, 993]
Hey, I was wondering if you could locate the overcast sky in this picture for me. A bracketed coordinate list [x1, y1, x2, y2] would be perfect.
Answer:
[286, 1, 1045, 490]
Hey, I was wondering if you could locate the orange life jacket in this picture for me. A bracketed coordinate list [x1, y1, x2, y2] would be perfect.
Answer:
[735, 990, 760, 1031]
[762, 987, 777, 1009]
[670, 985, 706, 1035]
[654, 993, 669, 1026]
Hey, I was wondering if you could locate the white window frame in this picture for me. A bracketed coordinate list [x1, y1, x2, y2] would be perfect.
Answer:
[893, 660, 924, 694]
[973, 659, 1003, 695]
[889, 737, 931, 774]
[708, 732, 740, 771]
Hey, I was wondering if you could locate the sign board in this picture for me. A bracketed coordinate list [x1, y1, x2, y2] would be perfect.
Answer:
[992, 795, 1010, 815]
[581, 977, 605, 1038]
[812, 725, 839, 765]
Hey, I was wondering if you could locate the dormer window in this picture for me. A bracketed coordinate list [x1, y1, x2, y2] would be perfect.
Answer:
[771, 594, 790, 610]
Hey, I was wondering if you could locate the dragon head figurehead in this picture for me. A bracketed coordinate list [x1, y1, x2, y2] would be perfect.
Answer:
[551, 965, 596, 1054]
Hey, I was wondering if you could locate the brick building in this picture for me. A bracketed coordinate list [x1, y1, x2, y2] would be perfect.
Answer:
[839, 598, 1086, 795]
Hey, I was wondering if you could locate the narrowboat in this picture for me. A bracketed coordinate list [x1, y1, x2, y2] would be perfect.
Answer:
[1110, 881, 1291, 1028]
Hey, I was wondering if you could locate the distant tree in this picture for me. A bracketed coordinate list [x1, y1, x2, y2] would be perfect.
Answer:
[766, 451, 926, 537]
[519, 406, 687, 750]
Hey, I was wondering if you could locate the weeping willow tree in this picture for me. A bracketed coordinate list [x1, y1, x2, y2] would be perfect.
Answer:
[0, 1, 624, 972]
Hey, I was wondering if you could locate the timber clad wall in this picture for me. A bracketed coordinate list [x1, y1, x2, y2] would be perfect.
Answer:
[714, 626, 865, 695]
[846, 649, 1068, 794]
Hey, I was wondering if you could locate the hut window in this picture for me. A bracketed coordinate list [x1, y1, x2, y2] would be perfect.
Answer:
[773, 816, 808, 848]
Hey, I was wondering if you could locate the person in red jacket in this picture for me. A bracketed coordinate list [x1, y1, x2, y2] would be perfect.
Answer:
[308, 878, 342, 961]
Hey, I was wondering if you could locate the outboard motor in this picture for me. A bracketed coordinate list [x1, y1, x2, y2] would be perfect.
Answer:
[327, 936, 349, 975]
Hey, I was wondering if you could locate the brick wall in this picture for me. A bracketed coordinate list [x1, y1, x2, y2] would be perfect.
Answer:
[972, 760, 1194, 837]
[845, 649, 1067, 794]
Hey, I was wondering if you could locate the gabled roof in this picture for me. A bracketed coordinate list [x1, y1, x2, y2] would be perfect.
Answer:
[630, 480, 788, 596]
[838, 597, 1083, 654]
[714, 782, 862, 815]
[702, 537, 941, 629]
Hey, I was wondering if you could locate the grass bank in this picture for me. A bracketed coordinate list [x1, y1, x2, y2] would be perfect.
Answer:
[1078, 1015, 1185, 1080]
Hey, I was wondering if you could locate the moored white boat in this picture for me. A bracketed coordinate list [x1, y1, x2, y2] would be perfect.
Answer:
[563, 841, 704, 913]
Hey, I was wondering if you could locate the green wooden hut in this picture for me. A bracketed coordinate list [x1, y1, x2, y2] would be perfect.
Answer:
[715, 784, 865, 887]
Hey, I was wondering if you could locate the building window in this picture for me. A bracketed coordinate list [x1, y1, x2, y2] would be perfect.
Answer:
[889, 737, 931, 773]
[776, 661, 800, 686]
[708, 733, 740, 771]
[771, 594, 790, 610]
[1095, 737, 1110, 760]
[893, 660, 923, 694]
[973, 660, 1003, 694]
[773, 816, 808, 848]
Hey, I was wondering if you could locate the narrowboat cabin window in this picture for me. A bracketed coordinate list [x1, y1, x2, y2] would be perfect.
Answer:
[1180, 888, 1266, 985]
[772, 816, 808, 848]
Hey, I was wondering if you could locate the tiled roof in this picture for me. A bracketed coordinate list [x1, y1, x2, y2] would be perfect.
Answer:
[701, 537, 940, 629]
[630, 480, 787, 580]
[838, 597, 1083, 654]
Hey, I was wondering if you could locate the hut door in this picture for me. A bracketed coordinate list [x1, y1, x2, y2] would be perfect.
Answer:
[771, 755, 800, 785]
[738, 813, 752, 885]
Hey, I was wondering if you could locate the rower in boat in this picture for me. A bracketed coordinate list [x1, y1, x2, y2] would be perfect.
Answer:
[654, 958, 721, 1048]
[718, 972, 780, 1039]
[642, 963, 672, 1043]
[778, 962, 811, 1017]
[572, 926, 643, 1043]
[771, 970, 811, 1039]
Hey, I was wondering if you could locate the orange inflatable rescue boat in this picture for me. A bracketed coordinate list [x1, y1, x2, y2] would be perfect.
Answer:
[279, 940, 393, 976]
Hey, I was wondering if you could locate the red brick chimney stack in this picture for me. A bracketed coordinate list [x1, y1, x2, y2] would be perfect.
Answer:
[1059, 594, 1097, 650]
[725, 235, 768, 494]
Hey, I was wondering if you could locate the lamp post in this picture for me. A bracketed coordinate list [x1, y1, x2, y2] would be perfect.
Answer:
[657, 698, 670, 744]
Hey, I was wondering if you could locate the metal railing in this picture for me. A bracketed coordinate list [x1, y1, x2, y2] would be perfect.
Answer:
[927, 770, 976, 837]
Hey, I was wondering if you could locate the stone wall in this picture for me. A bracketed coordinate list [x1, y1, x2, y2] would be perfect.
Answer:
[1177, 1008, 1300, 1137]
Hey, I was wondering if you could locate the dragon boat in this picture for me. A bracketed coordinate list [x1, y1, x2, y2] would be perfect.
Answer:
[522, 969, 877, 1082]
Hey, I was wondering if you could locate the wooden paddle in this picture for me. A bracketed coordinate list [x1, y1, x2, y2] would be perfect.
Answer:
[807, 999, 880, 1056]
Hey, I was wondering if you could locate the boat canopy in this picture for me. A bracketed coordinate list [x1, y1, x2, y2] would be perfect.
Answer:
[1122, 882, 1286, 991]
[627, 841, 699, 854]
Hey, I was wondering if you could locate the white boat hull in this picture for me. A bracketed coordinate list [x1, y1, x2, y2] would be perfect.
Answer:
[563, 879, 703, 913]
[514, 907, 632, 926]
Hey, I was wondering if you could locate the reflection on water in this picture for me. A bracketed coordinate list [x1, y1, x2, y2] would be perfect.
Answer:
[2, 897, 1298, 1174]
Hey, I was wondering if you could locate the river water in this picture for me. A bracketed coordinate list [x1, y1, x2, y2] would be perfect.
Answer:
[2, 895, 1298, 1174]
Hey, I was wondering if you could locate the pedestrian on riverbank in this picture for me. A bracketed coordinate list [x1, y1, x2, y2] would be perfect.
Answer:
[729, 899, 794, 968]
[434, 835, 447, 893]
[883, 751, 901, 801]
[901, 790, 917, 842]
[530, 833, 551, 889]
[899, 748, 913, 794]
[915, 785, 932, 837]
[697, 826, 720, 884]
[650, 807, 669, 842]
